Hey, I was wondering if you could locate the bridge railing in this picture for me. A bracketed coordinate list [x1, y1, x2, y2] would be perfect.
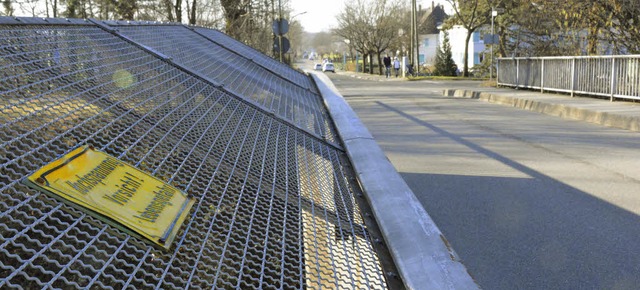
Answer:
[497, 55, 640, 101]
[0, 17, 387, 289]
[1, 16, 477, 289]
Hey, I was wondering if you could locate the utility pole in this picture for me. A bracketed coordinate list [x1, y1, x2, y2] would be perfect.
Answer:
[414, 0, 419, 74]
[410, 0, 415, 72]
[490, 9, 496, 80]
[278, 0, 283, 62]
[490, 8, 503, 80]
[272, 0, 290, 63]
[410, 0, 419, 75]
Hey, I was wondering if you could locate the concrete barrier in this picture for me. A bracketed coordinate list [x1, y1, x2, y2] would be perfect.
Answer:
[313, 72, 479, 290]
[444, 89, 640, 132]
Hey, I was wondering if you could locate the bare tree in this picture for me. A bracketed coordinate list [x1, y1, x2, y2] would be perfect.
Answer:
[64, 0, 81, 17]
[446, 0, 490, 76]
[217, 0, 277, 55]
[174, 0, 182, 21]
[186, 0, 196, 24]
[601, 0, 640, 53]
[369, 0, 403, 75]
[287, 18, 303, 58]
[116, 0, 137, 19]
[335, 0, 373, 73]
[16, 0, 47, 16]
[487, 0, 640, 56]
[193, 0, 224, 27]
[220, 0, 249, 39]
[2, 0, 14, 16]
[159, 0, 173, 21]
[336, 0, 404, 75]
[568, 0, 640, 54]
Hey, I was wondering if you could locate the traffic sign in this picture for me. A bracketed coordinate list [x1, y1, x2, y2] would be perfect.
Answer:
[272, 18, 289, 35]
[273, 36, 291, 54]
[25, 146, 195, 250]
[484, 34, 499, 44]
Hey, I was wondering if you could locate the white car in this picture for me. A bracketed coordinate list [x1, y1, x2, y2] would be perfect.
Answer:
[314, 63, 322, 71]
[322, 63, 335, 73]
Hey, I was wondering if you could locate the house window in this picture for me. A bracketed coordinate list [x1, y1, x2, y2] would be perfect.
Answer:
[419, 54, 425, 64]
[423, 39, 430, 47]
[473, 32, 480, 42]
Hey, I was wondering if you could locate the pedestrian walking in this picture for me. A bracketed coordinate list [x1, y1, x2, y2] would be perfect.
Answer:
[393, 57, 401, 77]
[383, 54, 391, 78]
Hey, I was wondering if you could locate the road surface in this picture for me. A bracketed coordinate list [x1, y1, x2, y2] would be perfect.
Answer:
[327, 73, 640, 290]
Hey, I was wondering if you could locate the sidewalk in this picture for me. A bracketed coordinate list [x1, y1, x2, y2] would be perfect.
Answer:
[336, 69, 406, 81]
[444, 85, 640, 132]
[332, 67, 640, 132]
[310, 71, 480, 290]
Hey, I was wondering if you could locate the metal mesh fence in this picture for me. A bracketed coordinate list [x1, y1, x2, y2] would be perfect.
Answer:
[498, 56, 640, 101]
[1, 19, 390, 289]
[192, 27, 317, 94]
[97, 21, 336, 146]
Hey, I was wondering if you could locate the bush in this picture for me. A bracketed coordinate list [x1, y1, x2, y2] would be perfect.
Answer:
[434, 32, 458, 76]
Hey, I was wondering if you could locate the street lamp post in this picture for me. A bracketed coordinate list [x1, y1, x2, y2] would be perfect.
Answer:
[289, 11, 307, 61]
[490, 9, 496, 80]
[344, 39, 350, 71]
[490, 8, 503, 80]
[414, 0, 419, 75]
[291, 11, 307, 18]
[273, 6, 306, 64]
[410, 0, 418, 74]
[278, 0, 283, 62]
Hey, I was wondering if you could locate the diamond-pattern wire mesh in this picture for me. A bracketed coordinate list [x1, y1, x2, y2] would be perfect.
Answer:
[103, 22, 337, 146]
[0, 23, 388, 289]
[191, 27, 318, 94]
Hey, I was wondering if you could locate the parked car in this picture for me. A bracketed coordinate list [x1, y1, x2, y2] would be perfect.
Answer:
[314, 63, 322, 70]
[322, 62, 335, 73]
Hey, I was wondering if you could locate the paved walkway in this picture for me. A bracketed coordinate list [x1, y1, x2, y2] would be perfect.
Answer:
[336, 70, 406, 82]
[444, 86, 640, 132]
[335, 69, 640, 132]
[329, 72, 640, 289]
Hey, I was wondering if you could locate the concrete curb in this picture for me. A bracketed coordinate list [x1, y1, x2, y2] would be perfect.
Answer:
[310, 71, 479, 290]
[444, 89, 640, 132]
[336, 71, 406, 82]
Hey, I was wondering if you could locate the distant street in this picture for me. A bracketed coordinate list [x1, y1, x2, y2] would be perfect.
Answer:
[327, 72, 640, 290]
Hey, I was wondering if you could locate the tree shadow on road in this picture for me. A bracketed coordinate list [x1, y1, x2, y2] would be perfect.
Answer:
[374, 101, 640, 290]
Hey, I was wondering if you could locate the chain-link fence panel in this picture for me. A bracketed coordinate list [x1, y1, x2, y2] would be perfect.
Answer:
[1, 19, 390, 289]
[95, 21, 337, 146]
[192, 27, 318, 94]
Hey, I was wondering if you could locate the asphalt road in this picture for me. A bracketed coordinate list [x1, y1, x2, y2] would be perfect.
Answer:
[327, 73, 640, 290]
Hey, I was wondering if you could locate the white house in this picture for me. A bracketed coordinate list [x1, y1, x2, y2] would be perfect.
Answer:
[443, 25, 486, 70]
[418, 34, 440, 66]
[418, 10, 486, 70]
[419, 27, 486, 70]
[413, 3, 488, 72]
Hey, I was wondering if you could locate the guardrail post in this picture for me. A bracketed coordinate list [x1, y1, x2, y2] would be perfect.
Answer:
[496, 58, 499, 87]
[571, 58, 576, 97]
[516, 58, 520, 89]
[541, 59, 545, 93]
[610, 57, 617, 102]
[495, 55, 638, 101]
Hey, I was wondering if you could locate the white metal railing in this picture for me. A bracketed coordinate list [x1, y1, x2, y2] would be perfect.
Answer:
[497, 55, 640, 101]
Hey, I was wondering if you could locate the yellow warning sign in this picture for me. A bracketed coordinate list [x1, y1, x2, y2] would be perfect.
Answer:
[25, 146, 195, 250]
